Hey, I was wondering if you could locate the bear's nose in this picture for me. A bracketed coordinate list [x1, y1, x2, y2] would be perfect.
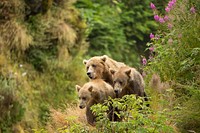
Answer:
[114, 90, 119, 94]
[87, 72, 91, 76]
[87, 72, 91, 77]
[79, 105, 84, 109]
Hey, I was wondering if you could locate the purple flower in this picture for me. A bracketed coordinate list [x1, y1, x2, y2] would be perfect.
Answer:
[150, 33, 155, 39]
[165, 7, 171, 12]
[149, 46, 154, 51]
[159, 17, 165, 23]
[164, 15, 169, 21]
[142, 58, 147, 65]
[150, 3, 156, 10]
[168, 1, 174, 8]
[190, 7, 196, 14]
[154, 15, 160, 21]
[168, 23, 173, 29]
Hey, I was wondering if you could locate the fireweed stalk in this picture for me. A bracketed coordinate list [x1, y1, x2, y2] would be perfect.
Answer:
[145, 1, 197, 65]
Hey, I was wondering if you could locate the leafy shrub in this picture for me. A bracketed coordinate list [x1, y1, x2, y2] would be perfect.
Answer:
[144, 0, 200, 132]
[90, 95, 175, 133]
[0, 77, 25, 133]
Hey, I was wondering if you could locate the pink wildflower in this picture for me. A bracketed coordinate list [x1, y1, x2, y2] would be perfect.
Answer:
[165, 7, 171, 12]
[149, 46, 154, 52]
[190, 7, 196, 14]
[164, 15, 169, 21]
[150, 33, 155, 39]
[142, 58, 147, 65]
[168, 1, 175, 8]
[150, 3, 156, 10]
[154, 15, 160, 21]
[159, 17, 165, 23]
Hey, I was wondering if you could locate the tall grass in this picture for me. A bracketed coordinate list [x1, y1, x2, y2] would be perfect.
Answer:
[0, 0, 88, 132]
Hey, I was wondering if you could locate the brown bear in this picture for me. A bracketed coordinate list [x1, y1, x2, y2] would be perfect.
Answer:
[83, 55, 125, 85]
[109, 66, 146, 99]
[75, 79, 116, 126]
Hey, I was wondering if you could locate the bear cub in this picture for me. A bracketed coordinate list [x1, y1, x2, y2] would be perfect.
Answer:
[76, 79, 115, 126]
[110, 66, 147, 99]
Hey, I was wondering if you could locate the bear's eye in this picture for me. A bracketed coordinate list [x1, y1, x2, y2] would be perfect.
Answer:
[86, 66, 89, 70]
[113, 81, 116, 84]
[119, 81, 123, 85]
[92, 64, 96, 68]
[82, 97, 86, 100]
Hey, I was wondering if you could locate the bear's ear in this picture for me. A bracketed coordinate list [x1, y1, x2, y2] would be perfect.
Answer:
[109, 68, 116, 75]
[100, 55, 107, 62]
[83, 59, 88, 65]
[88, 85, 93, 92]
[76, 85, 81, 92]
[125, 69, 131, 77]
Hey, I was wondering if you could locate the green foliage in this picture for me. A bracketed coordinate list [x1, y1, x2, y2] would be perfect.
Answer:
[76, 1, 131, 64]
[0, 77, 25, 133]
[120, 1, 158, 52]
[57, 124, 90, 133]
[90, 95, 174, 133]
[39, 103, 50, 126]
[177, 89, 200, 133]
[76, 0, 164, 67]
[144, 0, 200, 132]
[0, 0, 88, 131]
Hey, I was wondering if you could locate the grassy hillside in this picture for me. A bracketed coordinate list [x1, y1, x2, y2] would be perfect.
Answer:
[0, 0, 88, 132]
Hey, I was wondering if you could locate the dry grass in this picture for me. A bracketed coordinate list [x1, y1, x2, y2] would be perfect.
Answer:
[148, 74, 175, 111]
[0, 20, 33, 54]
[51, 21, 77, 47]
[0, 0, 25, 22]
[46, 106, 94, 132]
[149, 74, 170, 94]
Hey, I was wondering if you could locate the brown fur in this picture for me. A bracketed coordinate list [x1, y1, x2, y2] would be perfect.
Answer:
[83, 55, 125, 85]
[110, 66, 145, 98]
[75, 79, 115, 126]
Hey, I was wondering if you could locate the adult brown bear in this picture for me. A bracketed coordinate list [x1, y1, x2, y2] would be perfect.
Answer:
[83, 55, 125, 85]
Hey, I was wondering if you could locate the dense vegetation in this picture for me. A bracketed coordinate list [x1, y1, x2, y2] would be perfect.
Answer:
[0, 0, 199, 132]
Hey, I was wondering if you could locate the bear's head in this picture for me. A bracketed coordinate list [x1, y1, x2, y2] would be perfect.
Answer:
[83, 55, 107, 79]
[110, 67, 131, 95]
[76, 84, 98, 109]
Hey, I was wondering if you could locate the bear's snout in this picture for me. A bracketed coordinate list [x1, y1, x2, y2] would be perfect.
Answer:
[79, 105, 84, 109]
[114, 89, 119, 94]
[87, 72, 93, 79]
[87, 72, 91, 76]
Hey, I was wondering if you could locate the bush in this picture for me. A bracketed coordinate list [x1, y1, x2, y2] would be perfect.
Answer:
[0, 77, 25, 132]
[144, 0, 200, 132]
[90, 95, 175, 133]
